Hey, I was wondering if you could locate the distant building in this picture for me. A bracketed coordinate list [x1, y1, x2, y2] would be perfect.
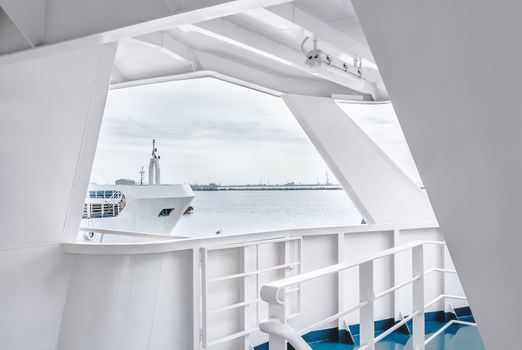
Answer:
[115, 178, 136, 185]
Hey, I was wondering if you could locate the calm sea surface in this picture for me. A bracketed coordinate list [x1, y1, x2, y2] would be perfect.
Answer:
[172, 190, 361, 237]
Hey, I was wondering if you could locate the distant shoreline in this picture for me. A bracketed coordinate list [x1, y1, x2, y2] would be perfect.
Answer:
[191, 185, 343, 191]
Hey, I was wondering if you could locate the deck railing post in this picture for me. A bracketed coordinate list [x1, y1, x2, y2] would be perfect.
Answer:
[441, 243, 447, 311]
[412, 245, 425, 350]
[337, 233, 345, 333]
[392, 229, 400, 320]
[359, 260, 374, 350]
[267, 300, 287, 350]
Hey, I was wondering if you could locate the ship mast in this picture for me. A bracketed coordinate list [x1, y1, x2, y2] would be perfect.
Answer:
[148, 139, 161, 185]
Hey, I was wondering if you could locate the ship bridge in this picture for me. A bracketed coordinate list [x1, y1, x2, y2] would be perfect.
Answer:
[0, 1, 516, 350]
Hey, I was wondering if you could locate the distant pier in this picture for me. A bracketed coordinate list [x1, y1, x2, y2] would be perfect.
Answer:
[190, 183, 343, 191]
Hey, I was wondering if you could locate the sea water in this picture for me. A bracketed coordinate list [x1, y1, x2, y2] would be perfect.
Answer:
[172, 189, 361, 237]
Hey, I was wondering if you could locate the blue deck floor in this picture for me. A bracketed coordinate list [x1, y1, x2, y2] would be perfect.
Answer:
[309, 321, 485, 350]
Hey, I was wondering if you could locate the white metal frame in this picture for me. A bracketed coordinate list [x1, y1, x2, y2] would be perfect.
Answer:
[260, 240, 476, 350]
[65, 222, 447, 350]
[78, 226, 188, 242]
[200, 237, 302, 349]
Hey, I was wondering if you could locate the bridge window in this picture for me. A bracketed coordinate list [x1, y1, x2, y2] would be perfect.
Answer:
[158, 208, 174, 217]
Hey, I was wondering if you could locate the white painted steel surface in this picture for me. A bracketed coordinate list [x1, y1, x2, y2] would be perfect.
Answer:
[0, 42, 117, 349]
[81, 184, 194, 236]
[201, 237, 302, 349]
[0, 1, 483, 349]
[284, 95, 435, 224]
[260, 241, 468, 350]
[352, 1, 512, 348]
[58, 223, 466, 350]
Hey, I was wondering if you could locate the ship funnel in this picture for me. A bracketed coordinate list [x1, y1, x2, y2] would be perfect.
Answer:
[148, 139, 161, 185]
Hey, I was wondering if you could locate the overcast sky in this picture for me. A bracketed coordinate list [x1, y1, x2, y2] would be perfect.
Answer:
[90, 78, 421, 185]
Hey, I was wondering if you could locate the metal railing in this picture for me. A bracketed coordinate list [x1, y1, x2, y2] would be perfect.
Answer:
[82, 190, 126, 219]
[200, 237, 302, 349]
[259, 240, 476, 350]
[63, 221, 447, 350]
[87, 190, 124, 199]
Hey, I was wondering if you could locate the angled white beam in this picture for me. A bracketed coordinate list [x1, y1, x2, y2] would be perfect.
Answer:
[0, 41, 117, 247]
[42, 0, 299, 44]
[235, 9, 387, 99]
[189, 50, 356, 97]
[133, 32, 198, 67]
[110, 46, 356, 98]
[0, 0, 45, 47]
[284, 95, 435, 224]
[184, 19, 381, 98]
[0, 7, 34, 53]
[110, 26, 359, 96]
[0, 0, 298, 59]
[110, 70, 280, 96]
[111, 64, 126, 83]
[260, 4, 375, 63]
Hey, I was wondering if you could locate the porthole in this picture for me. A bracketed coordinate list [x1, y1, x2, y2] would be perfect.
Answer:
[84, 231, 96, 240]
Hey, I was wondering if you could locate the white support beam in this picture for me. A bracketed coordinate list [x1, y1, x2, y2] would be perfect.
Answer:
[195, 50, 355, 97]
[359, 260, 375, 350]
[0, 0, 45, 47]
[283, 94, 436, 224]
[412, 245, 425, 350]
[133, 32, 197, 66]
[264, 3, 375, 63]
[0, 0, 298, 60]
[111, 64, 126, 84]
[42, 0, 301, 44]
[110, 25, 361, 97]
[235, 9, 388, 100]
[0, 7, 33, 53]
[0, 42, 117, 245]
[185, 18, 380, 98]
[109, 48, 354, 98]
[0, 0, 298, 57]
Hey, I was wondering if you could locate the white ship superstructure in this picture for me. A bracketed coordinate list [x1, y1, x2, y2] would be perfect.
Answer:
[81, 184, 194, 237]
[81, 140, 194, 238]
[1, 1, 516, 350]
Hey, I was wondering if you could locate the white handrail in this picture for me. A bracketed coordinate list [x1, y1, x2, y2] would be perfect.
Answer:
[375, 275, 420, 300]
[78, 227, 188, 241]
[298, 301, 368, 335]
[260, 240, 470, 350]
[424, 319, 477, 345]
[64, 221, 439, 255]
[260, 240, 444, 305]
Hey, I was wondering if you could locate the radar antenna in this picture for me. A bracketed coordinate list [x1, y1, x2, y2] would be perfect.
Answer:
[152, 139, 160, 159]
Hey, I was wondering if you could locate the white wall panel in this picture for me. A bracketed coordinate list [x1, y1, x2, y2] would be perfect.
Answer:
[0, 43, 117, 246]
[57, 255, 127, 350]
[343, 231, 393, 323]
[57, 227, 463, 349]
[0, 42, 116, 350]
[294, 235, 338, 331]
[0, 244, 72, 350]
[148, 250, 194, 350]
[352, 1, 517, 347]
